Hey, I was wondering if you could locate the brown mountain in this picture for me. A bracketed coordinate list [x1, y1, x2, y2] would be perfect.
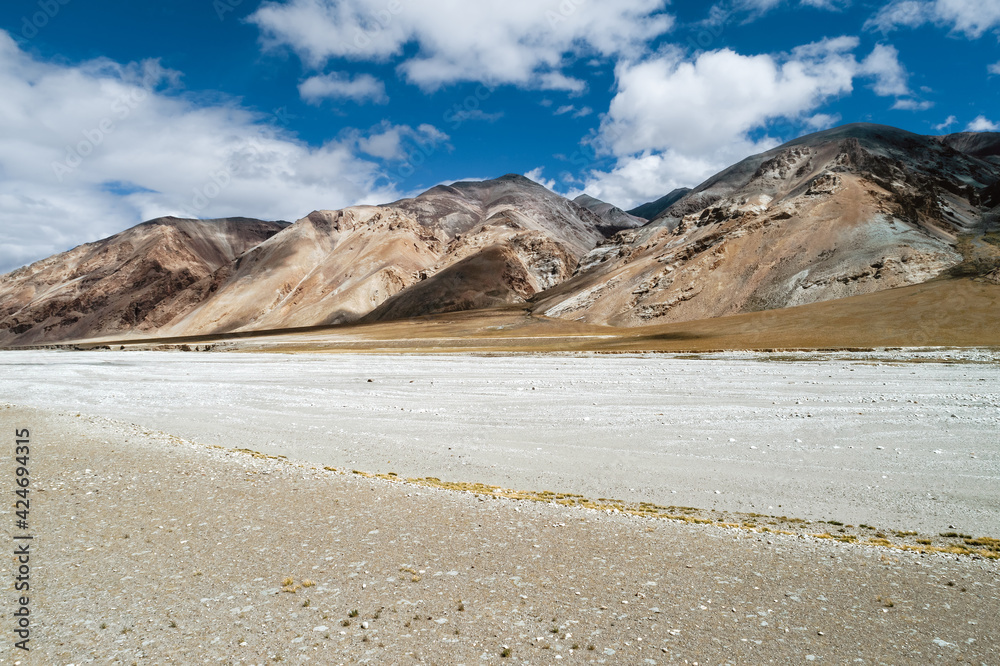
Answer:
[626, 188, 692, 222]
[3, 125, 999, 346]
[0, 218, 287, 345]
[533, 124, 1000, 326]
[572, 194, 647, 235]
[0, 175, 607, 345]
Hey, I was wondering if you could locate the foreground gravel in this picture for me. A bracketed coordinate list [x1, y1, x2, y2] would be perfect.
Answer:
[2, 405, 998, 664]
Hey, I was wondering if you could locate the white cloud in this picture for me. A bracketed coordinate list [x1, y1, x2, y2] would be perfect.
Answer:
[350, 121, 450, 161]
[989, 61, 1000, 75]
[703, 0, 850, 26]
[859, 44, 910, 96]
[0, 30, 401, 275]
[442, 110, 504, 130]
[598, 38, 886, 158]
[524, 167, 556, 191]
[554, 105, 594, 118]
[574, 38, 911, 208]
[934, 115, 958, 130]
[967, 115, 1000, 131]
[806, 113, 841, 128]
[741, 0, 851, 10]
[567, 148, 762, 210]
[866, 0, 1000, 38]
[249, 0, 674, 90]
[299, 71, 388, 104]
[892, 98, 934, 110]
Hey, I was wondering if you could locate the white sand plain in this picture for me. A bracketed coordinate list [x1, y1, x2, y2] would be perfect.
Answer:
[0, 349, 996, 536]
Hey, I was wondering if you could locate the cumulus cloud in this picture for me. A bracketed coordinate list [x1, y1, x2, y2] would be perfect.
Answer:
[967, 115, 1000, 131]
[249, 0, 674, 90]
[573, 38, 911, 208]
[598, 38, 898, 159]
[806, 113, 842, 129]
[566, 149, 760, 212]
[859, 44, 910, 96]
[865, 0, 1000, 38]
[0, 31, 401, 274]
[892, 98, 934, 110]
[299, 71, 388, 104]
[702, 0, 850, 26]
[554, 105, 593, 118]
[524, 167, 556, 191]
[349, 122, 450, 161]
[989, 61, 1000, 75]
[934, 115, 958, 130]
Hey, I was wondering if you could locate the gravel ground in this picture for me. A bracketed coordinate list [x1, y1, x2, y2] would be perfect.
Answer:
[0, 350, 996, 535]
[2, 405, 999, 665]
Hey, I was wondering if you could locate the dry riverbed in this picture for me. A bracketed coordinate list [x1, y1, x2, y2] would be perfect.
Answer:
[0, 350, 997, 535]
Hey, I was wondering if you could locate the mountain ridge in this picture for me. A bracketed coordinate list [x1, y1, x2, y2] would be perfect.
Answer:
[2, 124, 999, 346]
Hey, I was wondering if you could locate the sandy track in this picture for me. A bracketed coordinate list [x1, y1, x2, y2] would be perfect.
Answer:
[2, 405, 998, 664]
[0, 350, 997, 535]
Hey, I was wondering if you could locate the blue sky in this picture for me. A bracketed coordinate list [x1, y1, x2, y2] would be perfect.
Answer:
[1, 0, 998, 272]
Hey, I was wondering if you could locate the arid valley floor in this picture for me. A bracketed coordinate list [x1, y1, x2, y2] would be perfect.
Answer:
[0, 349, 998, 664]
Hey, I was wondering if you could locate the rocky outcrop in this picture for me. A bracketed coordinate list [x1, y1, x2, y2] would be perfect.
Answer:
[533, 124, 1000, 326]
[0, 176, 609, 344]
[0, 218, 287, 346]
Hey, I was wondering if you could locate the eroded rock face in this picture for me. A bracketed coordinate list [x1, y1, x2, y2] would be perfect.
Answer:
[573, 194, 647, 236]
[0, 175, 609, 344]
[4, 126, 998, 344]
[533, 124, 999, 326]
[0, 218, 287, 346]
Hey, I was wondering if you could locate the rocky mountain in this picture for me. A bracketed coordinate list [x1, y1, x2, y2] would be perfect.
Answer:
[626, 188, 692, 222]
[3, 124, 998, 346]
[533, 124, 1000, 326]
[0, 218, 287, 345]
[572, 194, 647, 235]
[0, 175, 608, 345]
[938, 131, 1000, 165]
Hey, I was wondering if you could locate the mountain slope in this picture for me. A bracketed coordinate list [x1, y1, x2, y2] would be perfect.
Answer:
[158, 174, 605, 335]
[626, 188, 692, 221]
[533, 124, 1000, 326]
[572, 194, 647, 235]
[0, 175, 609, 344]
[0, 218, 287, 346]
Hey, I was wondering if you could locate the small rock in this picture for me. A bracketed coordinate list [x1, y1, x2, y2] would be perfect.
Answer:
[361, 621, 369, 629]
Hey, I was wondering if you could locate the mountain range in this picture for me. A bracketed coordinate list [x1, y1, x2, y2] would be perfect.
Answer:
[2, 123, 998, 347]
